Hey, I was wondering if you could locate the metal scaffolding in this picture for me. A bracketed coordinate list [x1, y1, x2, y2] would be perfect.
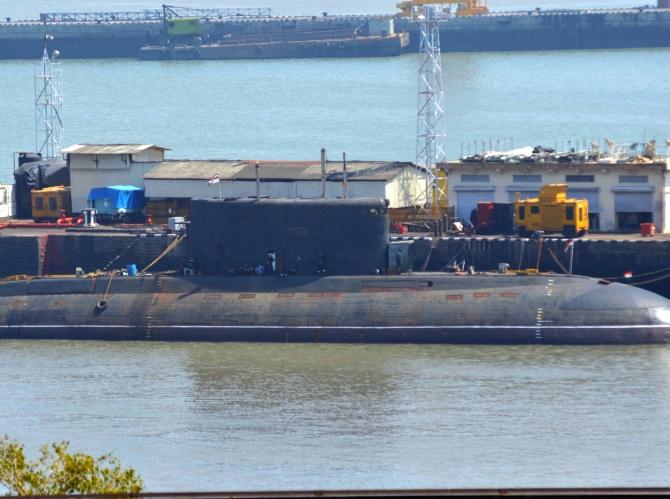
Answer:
[162, 5, 272, 20]
[34, 35, 63, 159]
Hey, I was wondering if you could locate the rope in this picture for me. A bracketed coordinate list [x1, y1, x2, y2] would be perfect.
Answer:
[141, 235, 184, 274]
[102, 273, 114, 300]
[546, 248, 569, 274]
[420, 243, 433, 272]
[440, 240, 468, 271]
[624, 272, 670, 286]
[600, 265, 670, 281]
[103, 237, 141, 272]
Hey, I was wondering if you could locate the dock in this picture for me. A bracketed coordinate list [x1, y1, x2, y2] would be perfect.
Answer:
[2, 5, 670, 59]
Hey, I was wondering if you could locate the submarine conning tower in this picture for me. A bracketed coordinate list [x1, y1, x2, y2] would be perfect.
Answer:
[188, 197, 389, 276]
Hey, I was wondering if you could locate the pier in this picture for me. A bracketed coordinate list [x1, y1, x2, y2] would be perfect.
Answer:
[2, 5, 670, 59]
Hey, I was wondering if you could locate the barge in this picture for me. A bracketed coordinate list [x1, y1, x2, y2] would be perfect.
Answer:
[1, 5, 670, 60]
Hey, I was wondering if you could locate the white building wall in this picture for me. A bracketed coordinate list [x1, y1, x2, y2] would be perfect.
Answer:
[69, 151, 164, 212]
[0, 184, 14, 218]
[144, 168, 427, 208]
[385, 168, 430, 208]
[446, 165, 667, 232]
[145, 179, 388, 201]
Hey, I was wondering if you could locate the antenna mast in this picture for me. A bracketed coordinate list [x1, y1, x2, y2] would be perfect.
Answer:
[35, 35, 63, 159]
[415, 3, 446, 205]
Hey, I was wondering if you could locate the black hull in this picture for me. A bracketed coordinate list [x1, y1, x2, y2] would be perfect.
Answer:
[1, 273, 669, 344]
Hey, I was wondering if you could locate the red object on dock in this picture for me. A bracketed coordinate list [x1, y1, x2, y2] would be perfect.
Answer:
[641, 223, 656, 236]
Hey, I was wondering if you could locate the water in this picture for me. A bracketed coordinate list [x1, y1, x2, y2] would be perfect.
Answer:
[1, 49, 669, 184]
[2, 341, 670, 491]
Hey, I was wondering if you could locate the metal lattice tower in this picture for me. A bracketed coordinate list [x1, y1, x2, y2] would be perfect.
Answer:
[415, 6, 446, 172]
[34, 35, 63, 159]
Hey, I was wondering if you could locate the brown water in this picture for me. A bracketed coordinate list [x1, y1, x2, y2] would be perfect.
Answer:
[2, 341, 670, 491]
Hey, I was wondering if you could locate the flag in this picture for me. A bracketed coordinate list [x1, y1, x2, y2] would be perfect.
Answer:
[563, 239, 574, 253]
[623, 271, 633, 279]
[208, 174, 220, 185]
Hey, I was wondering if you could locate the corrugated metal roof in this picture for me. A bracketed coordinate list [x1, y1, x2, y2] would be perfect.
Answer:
[62, 144, 169, 155]
[144, 160, 425, 182]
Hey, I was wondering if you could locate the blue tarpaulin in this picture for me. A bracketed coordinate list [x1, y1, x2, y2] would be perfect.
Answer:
[87, 185, 145, 214]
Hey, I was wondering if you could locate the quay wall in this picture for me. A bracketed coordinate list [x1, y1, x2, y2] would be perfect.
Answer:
[402, 236, 670, 297]
[2, 233, 670, 297]
[0, 236, 42, 277]
[2, 9, 670, 59]
[0, 233, 184, 277]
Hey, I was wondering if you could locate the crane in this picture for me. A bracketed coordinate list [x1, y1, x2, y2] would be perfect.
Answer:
[396, 0, 488, 17]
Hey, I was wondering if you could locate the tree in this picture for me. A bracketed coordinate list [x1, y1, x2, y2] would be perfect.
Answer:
[0, 435, 143, 495]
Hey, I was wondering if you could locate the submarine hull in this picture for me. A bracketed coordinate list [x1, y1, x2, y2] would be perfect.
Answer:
[1, 273, 669, 344]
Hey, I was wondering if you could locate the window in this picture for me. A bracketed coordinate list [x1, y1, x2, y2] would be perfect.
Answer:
[513, 175, 542, 183]
[461, 174, 490, 183]
[518, 206, 526, 220]
[565, 206, 574, 221]
[35, 197, 44, 210]
[48, 197, 57, 211]
[566, 175, 595, 183]
[619, 175, 648, 183]
[530, 206, 540, 215]
[579, 207, 584, 221]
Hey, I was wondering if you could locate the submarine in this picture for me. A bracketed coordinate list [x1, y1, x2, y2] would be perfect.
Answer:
[0, 197, 669, 344]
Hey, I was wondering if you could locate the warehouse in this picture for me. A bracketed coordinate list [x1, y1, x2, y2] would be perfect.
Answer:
[441, 158, 670, 232]
[63, 144, 168, 212]
[143, 159, 430, 222]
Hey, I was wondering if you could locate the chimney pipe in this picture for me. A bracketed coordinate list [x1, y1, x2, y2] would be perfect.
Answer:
[342, 152, 348, 199]
[255, 161, 261, 198]
[320, 147, 326, 198]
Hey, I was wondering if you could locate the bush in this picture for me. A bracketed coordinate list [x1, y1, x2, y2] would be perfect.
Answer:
[0, 435, 143, 495]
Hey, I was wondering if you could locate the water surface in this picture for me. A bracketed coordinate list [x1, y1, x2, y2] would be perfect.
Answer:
[2, 341, 669, 491]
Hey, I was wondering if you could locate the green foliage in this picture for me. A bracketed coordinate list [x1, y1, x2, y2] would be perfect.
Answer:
[0, 435, 143, 496]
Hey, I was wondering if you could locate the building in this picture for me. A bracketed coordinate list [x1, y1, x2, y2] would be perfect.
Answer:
[62, 144, 168, 212]
[442, 159, 670, 232]
[143, 159, 430, 221]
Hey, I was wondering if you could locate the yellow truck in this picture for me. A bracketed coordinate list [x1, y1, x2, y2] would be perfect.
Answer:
[515, 184, 589, 238]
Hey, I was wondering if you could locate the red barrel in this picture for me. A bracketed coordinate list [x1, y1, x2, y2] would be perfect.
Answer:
[641, 223, 656, 236]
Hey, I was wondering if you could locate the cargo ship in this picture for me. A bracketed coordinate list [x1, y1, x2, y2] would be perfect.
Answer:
[1, 197, 669, 344]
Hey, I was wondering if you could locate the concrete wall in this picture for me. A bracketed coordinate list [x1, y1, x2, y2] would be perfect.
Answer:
[69, 150, 163, 212]
[0, 232, 184, 278]
[0, 236, 41, 276]
[397, 235, 670, 297]
[41, 233, 183, 275]
[445, 161, 670, 232]
[0, 184, 15, 218]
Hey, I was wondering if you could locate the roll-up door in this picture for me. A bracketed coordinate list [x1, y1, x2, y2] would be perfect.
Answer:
[456, 190, 494, 221]
[614, 192, 653, 212]
[568, 189, 600, 212]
